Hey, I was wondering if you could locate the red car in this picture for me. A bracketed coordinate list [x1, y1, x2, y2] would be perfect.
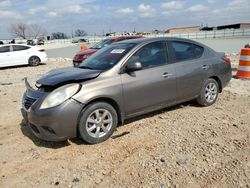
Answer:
[73, 35, 143, 67]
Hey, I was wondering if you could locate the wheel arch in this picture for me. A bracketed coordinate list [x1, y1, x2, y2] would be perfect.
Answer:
[209, 76, 222, 92]
[78, 97, 123, 125]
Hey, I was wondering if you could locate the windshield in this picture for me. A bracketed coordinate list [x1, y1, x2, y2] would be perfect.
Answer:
[79, 43, 136, 70]
[90, 39, 113, 49]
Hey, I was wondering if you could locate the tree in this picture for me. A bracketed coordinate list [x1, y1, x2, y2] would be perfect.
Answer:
[9, 23, 47, 39]
[51, 32, 68, 39]
[29, 24, 47, 39]
[9, 23, 27, 39]
[74, 29, 87, 37]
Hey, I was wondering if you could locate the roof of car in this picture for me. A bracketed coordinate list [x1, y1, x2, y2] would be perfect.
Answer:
[114, 37, 206, 47]
[110, 35, 143, 40]
[0, 44, 33, 47]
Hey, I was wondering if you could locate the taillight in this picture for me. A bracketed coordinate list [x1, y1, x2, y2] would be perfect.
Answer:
[223, 57, 231, 64]
[39, 49, 45, 52]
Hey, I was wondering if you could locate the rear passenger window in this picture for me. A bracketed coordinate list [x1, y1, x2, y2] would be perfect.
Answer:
[0, 46, 10, 53]
[13, 45, 30, 51]
[171, 41, 203, 62]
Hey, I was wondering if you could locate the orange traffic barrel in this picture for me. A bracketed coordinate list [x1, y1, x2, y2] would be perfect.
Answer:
[236, 48, 250, 79]
[80, 44, 88, 51]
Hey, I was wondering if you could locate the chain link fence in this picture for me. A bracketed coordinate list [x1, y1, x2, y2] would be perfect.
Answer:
[1, 29, 250, 44]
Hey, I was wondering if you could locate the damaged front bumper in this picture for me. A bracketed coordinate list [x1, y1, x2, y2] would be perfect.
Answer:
[21, 78, 83, 141]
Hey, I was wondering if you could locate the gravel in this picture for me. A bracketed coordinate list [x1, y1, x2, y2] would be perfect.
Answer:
[0, 56, 249, 188]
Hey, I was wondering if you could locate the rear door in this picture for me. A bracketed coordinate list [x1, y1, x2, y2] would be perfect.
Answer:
[0, 46, 12, 68]
[168, 40, 208, 101]
[121, 41, 177, 117]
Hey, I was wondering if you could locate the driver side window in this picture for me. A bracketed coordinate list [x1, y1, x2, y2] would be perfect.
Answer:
[127, 41, 168, 69]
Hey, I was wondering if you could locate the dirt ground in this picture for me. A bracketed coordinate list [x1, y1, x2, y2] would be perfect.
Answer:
[0, 56, 249, 188]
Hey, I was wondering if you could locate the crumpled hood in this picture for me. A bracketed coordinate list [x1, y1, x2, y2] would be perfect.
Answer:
[37, 67, 101, 86]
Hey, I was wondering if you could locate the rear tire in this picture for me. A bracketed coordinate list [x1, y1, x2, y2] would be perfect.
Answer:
[78, 102, 118, 144]
[28, 56, 40, 66]
[197, 78, 219, 106]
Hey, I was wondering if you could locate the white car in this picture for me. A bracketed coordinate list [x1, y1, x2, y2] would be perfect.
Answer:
[0, 44, 47, 68]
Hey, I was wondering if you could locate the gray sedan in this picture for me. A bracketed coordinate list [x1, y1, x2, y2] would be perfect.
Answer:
[21, 37, 232, 144]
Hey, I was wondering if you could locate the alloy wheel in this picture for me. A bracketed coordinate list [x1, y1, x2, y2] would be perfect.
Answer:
[85, 109, 113, 138]
[205, 82, 218, 103]
[29, 56, 40, 66]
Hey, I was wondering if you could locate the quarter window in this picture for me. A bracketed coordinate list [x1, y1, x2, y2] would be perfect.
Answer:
[171, 41, 204, 62]
[0, 46, 10, 53]
[12, 45, 30, 51]
[128, 41, 168, 69]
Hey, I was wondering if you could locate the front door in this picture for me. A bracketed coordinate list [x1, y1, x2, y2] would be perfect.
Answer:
[0, 46, 12, 67]
[121, 41, 177, 117]
[11, 45, 30, 66]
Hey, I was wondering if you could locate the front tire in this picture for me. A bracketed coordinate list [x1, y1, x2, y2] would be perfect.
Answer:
[78, 102, 118, 144]
[197, 78, 219, 106]
[28, 56, 40, 66]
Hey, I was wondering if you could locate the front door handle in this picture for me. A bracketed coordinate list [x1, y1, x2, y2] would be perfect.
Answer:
[202, 65, 209, 70]
[162, 72, 173, 78]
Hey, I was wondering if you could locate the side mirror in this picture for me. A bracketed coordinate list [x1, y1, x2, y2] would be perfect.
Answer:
[126, 62, 142, 72]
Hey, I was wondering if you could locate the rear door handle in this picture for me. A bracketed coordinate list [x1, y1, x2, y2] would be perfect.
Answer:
[162, 72, 173, 78]
[202, 65, 209, 70]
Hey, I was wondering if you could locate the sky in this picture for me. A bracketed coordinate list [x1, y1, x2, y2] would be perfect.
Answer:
[0, 0, 250, 39]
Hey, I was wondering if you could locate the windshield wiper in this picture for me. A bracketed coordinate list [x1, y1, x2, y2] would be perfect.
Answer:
[79, 66, 93, 70]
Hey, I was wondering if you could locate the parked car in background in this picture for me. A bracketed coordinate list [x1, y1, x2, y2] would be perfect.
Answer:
[73, 35, 143, 67]
[9, 39, 15, 44]
[21, 37, 231, 144]
[37, 39, 45, 45]
[27, 40, 35, 46]
[245, 43, 250, 48]
[0, 41, 4, 45]
[0, 44, 47, 68]
[72, 38, 88, 43]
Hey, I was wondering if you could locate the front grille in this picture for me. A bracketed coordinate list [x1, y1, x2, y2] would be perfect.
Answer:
[23, 95, 36, 110]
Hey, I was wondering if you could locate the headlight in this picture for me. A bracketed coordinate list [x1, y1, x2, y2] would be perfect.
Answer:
[40, 84, 80, 109]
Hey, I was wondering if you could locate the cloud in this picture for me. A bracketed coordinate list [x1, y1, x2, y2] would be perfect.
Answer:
[0, 0, 250, 39]
[207, 0, 215, 4]
[48, 11, 58, 17]
[228, 0, 248, 7]
[46, 4, 92, 17]
[116, 8, 134, 15]
[187, 4, 208, 12]
[138, 3, 155, 18]
[161, 1, 184, 9]
[29, 6, 47, 14]
[0, 0, 11, 9]
[162, 11, 171, 16]
[60, 5, 92, 14]
[209, 0, 250, 23]
[0, 10, 22, 18]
